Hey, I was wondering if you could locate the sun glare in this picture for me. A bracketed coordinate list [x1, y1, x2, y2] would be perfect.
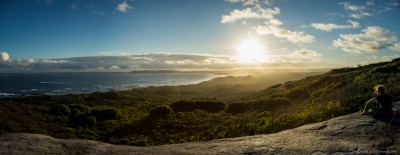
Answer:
[235, 38, 269, 64]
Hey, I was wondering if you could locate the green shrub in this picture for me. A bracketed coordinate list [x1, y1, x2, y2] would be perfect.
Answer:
[50, 104, 71, 115]
[84, 116, 97, 127]
[171, 99, 226, 113]
[70, 109, 82, 119]
[226, 101, 252, 114]
[68, 104, 91, 115]
[148, 105, 173, 118]
[227, 98, 291, 114]
[286, 87, 309, 101]
[91, 109, 118, 121]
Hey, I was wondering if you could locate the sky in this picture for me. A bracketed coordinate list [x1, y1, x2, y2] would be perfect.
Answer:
[0, 0, 399, 72]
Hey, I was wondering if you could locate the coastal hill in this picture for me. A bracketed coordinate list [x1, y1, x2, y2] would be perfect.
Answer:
[1, 58, 400, 152]
[2, 112, 400, 154]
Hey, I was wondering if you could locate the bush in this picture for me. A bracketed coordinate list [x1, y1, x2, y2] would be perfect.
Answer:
[286, 87, 309, 101]
[69, 109, 82, 120]
[226, 97, 291, 114]
[171, 99, 226, 113]
[252, 98, 288, 112]
[84, 116, 97, 127]
[226, 101, 252, 114]
[148, 105, 173, 119]
[68, 104, 91, 115]
[50, 104, 71, 115]
[91, 109, 118, 121]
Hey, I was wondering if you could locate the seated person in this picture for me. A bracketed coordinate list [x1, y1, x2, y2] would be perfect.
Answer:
[361, 85, 395, 118]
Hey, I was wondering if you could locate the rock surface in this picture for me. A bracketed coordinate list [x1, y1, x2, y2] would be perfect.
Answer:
[1, 113, 400, 154]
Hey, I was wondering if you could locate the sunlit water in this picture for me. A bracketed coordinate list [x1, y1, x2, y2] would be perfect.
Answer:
[0, 72, 219, 98]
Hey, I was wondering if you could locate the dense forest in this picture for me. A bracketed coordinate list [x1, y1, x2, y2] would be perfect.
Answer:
[1, 59, 400, 146]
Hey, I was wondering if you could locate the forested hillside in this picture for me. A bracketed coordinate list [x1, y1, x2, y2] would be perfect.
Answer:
[1, 58, 400, 146]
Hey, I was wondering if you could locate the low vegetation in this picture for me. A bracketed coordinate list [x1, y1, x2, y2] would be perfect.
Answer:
[1, 59, 400, 146]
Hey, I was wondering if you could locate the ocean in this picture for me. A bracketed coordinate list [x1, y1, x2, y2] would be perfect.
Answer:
[0, 72, 219, 98]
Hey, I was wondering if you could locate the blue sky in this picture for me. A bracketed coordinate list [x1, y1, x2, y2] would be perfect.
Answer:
[0, 0, 399, 72]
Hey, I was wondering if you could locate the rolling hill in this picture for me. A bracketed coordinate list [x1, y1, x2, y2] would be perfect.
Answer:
[1, 58, 400, 147]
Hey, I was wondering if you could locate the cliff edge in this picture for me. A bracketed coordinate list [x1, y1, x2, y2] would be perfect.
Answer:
[1, 112, 400, 154]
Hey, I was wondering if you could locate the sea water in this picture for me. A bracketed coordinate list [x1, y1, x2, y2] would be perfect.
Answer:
[0, 72, 219, 98]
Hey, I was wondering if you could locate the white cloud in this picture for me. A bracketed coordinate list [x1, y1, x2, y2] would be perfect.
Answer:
[225, 0, 273, 6]
[98, 51, 130, 56]
[326, 12, 345, 17]
[221, 8, 263, 23]
[311, 20, 360, 32]
[41, 59, 69, 64]
[360, 26, 397, 41]
[269, 18, 282, 25]
[338, 1, 373, 19]
[366, 0, 374, 6]
[267, 49, 322, 65]
[220, 7, 279, 23]
[333, 26, 398, 53]
[116, 1, 132, 13]
[361, 54, 400, 64]
[166, 60, 198, 65]
[256, 24, 315, 43]
[225, 0, 259, 6]
[0, 52, 10, 61]
[293, 48, 322, 57]
[221, 2, 314, 44]
[390, 43, 400, 51]
[339, 2, 365, 11]
[0, 54, 238, 72]
[349, 12, 371, 19]
[0, 52, 332, 72]
[348, 20, 360, 28]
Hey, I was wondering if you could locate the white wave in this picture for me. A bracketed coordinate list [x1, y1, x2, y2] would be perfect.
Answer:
[0, 93, 15, 96]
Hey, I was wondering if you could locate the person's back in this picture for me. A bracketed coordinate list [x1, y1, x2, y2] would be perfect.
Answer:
[376, 93, 392, 112]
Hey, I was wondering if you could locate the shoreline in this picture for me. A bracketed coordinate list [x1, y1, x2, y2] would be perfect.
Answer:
[0, 72, 225, 99]
[0, 70, 328, 99]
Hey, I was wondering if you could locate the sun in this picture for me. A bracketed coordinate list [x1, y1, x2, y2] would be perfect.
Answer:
[235, 38, 269, 64]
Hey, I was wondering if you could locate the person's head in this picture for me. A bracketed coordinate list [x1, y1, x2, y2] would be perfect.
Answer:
[375, 85, 385, 95]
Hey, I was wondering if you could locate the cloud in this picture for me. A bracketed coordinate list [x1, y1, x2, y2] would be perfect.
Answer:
[0, 54, 238, 72]
[0, 53, 331, 72]
[390, 43, 400, 51]
[339, 2, 366, 11]
[338, 1, 372, 19]
[376, 0, 400, 14]
[225, 0, 259, 6]
[366, 0, 375, 6]
[333, 26, 398, 53]
[293, 48, 322, 57]
[221, 2, 315, 44]
[266, 49, 323, 66]
[225, 0, 273, 6]
[325, 12, 345, 17]
[116, 1, 132, 13]
[221, 8, 264, 23]
[361, 54, 400, 64]
[349, 12, 371, 19]
[0, 52, 10, 61]
[311, 20, 360, 32]
[220, 7, 279, 23]
[256, 24, 315, 43]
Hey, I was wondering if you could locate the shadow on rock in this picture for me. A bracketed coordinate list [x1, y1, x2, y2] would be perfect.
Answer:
[373, 113, 400, 127]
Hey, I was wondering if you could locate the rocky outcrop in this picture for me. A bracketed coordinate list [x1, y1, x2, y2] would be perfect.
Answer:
[1, 113, 400, 154]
